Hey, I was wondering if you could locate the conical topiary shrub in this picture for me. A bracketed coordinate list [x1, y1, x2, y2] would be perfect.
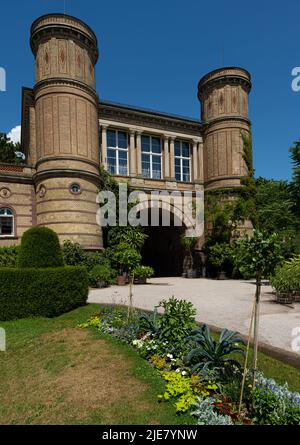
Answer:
[18, 227, 64, 268]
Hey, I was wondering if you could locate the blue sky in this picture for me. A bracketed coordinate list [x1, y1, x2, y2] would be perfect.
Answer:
[0, 0, 299, 180]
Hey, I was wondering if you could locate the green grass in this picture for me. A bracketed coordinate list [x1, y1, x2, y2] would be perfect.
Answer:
[0, 303, 299, 425]
[0, 304, 193, 425]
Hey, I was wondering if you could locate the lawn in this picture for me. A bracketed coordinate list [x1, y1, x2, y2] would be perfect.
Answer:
[0, 304, 192, 425]
[0, 303, 299, 425]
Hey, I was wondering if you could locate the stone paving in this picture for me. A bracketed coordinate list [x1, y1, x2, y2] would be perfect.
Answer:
[88, 277, 300, 356]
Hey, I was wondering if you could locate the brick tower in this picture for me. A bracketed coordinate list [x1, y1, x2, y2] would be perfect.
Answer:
[198, 67, 252, 190]
[29, 14, 102, 249]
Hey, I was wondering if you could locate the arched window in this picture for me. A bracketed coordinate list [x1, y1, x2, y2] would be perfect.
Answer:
[0, 208, 14, 237]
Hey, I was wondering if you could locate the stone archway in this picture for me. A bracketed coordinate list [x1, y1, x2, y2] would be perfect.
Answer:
[140, 207, 185, 277]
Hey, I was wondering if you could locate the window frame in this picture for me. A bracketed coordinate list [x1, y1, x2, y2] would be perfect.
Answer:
[107, 129, 129, 176]
[141, 135, 162, 180]
[0, 207, 15, 238]
[174, 140, 191, 182]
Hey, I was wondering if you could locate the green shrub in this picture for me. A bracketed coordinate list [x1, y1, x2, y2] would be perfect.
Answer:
[88, 264, 116, 287]
[270, 254, 300, 293]
[134, 265, 154, 279]
[18, 227, 64, 268]
[159, 297, 197, 348]
[0, 266, 88, 320]
[62, 240, 108, 271]
[0, 246, 19, 267]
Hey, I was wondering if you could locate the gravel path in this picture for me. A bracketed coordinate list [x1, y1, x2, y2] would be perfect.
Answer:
[88, 277, 300, 357]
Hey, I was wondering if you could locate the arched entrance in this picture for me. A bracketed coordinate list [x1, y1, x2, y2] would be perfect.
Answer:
[140, 208, 185, 277]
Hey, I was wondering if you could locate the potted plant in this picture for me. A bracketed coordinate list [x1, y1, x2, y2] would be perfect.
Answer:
[181, 235, 198, 278]
[207, 242, 232, 279]
[109, 242, 142, 286]
[133, 265, 154, 284]
[88, 264, 115, 288]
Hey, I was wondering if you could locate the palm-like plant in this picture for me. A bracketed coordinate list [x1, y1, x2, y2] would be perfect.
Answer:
[185, 325, 245, 380]
[139, 306, 160, 336]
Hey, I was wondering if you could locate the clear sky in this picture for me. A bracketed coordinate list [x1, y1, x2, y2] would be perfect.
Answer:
[0, 0, 299, 180]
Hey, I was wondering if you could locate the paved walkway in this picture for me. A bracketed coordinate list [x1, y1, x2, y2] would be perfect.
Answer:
[88, 278, 300, 357]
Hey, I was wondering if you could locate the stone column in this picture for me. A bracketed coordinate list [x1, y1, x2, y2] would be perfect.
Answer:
[101, 125, 108, 170]
[129, 129, 136, 176]
[163, 135, 170, 179]
[169, 137, 175, 180]
[192, 139, 198, 182]
[136, 131, 142, 176]
[198, 140, 204, 182]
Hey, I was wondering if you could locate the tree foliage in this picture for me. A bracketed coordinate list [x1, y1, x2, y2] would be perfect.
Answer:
[0, 133, 24, 164]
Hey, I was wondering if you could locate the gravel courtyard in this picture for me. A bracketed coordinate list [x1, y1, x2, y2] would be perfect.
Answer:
[89, 278, 300, 357]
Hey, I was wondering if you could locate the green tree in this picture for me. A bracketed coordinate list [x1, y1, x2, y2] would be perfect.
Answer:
[234, 230, 283, 385]
[0, 133, 24, 164]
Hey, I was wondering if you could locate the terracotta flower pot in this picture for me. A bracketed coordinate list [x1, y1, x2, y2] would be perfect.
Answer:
[117, 275, 127, 286]
[217, 271, 227, 280]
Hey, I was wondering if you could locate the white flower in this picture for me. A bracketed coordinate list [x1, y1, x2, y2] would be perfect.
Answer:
[167, 353, 173, 359]
[171, 359, 176, 362]
[181, 371, 187, 376]
[175, 368, 181, 373]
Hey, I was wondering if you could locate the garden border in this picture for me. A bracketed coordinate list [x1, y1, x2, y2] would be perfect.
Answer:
[94, 303, 300, 370]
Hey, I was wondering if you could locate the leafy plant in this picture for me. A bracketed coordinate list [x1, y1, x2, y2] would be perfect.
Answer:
[62, 240, 109, 272]
[88, 264, 115, 287]
[158, 371, 216, 413]
[159, 297, 197, 350]
[185, 325, 245, 380]
[270, 254, 300, 294]
[107, 242, 141, 276]
[139, 307, 160, 335]
[191, 396, 233, 425]
[207, 242, 233, 271]
[134, 265, 154, 279]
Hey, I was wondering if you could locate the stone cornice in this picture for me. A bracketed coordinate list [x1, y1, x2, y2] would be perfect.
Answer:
[33, 78, 98, 99]
[33, 168, 101, 186]
[0, 172, 33, 185]
[203, 115, 251, 128]
[35, 155, 100, 170]
[30, 14, 99, 64]
[99, 101, 204, 137]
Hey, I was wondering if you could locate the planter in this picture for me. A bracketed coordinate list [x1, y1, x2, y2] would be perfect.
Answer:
[186, 269, 197, 279]
[117, 275, 127, 286]
[292, 291, 300, 303]
[217, 271, 227, 280]
[96, 281, 108, 289]
[134, 277, 147, 285]
[276, 292, 294, 304]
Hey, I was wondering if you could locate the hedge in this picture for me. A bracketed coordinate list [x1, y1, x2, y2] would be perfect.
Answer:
[0, 266, 89, 321]
[0, 246, 19, 267]
[18, 227, 64, 269]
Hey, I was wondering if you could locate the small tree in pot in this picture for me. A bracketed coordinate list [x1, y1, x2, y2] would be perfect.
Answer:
[133, 265, 154, 284]
[207, 242, 233, 279]
[181, 235, 198, 278]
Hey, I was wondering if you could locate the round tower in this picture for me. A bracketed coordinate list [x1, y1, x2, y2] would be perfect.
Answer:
[30, 14, 102, 249]
[198, 67, 252, 190]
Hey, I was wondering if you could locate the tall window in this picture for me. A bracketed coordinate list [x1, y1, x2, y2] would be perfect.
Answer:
[107, 129, 128, 176]
[141, 135, 162, 179]
[175, 140, 191, 182]
[0, 208, 14, 237]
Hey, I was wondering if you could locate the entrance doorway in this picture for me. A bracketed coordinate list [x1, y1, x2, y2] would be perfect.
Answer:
[141, 208, 185, 277]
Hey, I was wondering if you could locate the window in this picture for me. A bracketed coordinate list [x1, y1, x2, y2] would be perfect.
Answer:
[0, 208, 14, 237]
[107, 129, 128, 176]
[141, 135, 162, 179]
[69, 183, 81, 194]
[174, 140, 191, 182]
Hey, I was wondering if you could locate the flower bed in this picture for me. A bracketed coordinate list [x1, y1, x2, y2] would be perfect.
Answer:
[79, 298, 300, 425]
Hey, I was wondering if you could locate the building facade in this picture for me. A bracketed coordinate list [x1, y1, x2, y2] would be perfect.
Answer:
[0, 14, 252, 274]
